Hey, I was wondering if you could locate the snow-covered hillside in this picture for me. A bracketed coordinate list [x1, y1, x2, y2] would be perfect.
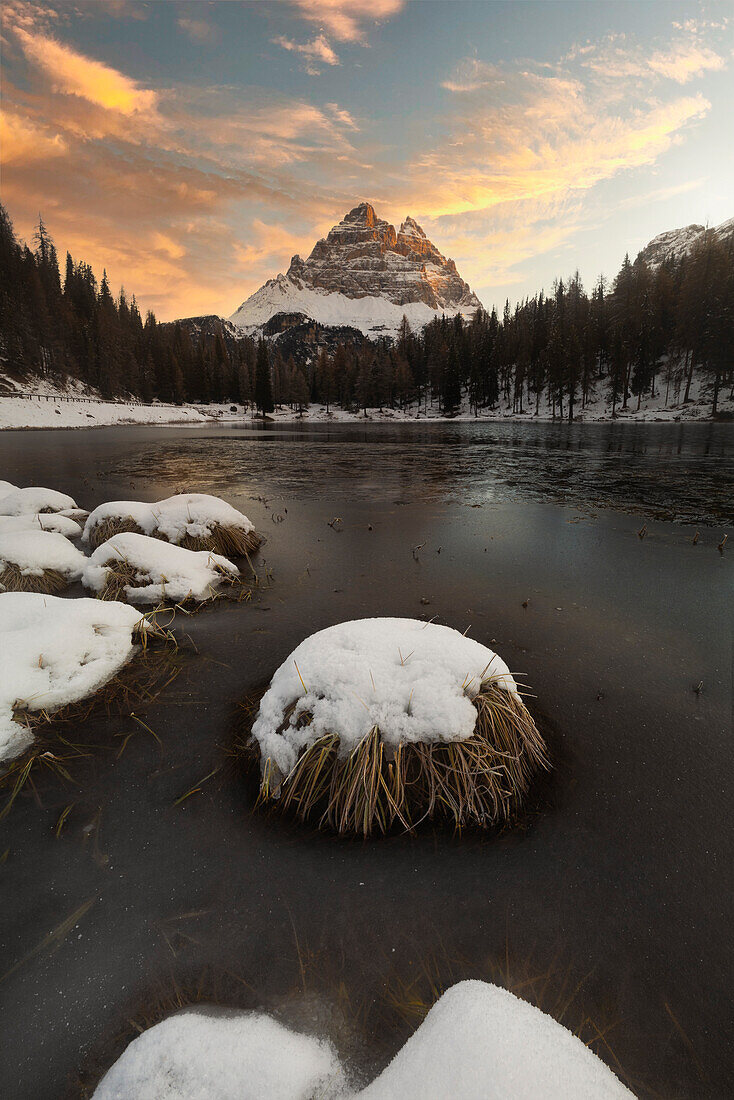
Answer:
[0, 375, 209, 430]
[637, 216, 734, 267]
[229, 202, 481, 338]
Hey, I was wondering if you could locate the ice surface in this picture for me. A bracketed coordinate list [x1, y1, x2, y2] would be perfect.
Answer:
[0, 592, 147, 764]
[83, 494, 255, 546]
[0, 529, 86, 581]
[81, 531, 239, 604]
[252, 618, 518, 776]
[92, 1008, 345, 1100]
[359, 980, 634, 1100]
[0, 486, 78, 515]
[0, 513, 83, 538]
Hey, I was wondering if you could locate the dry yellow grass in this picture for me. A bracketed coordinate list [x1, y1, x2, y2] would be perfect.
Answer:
[252, 681, 549, 837]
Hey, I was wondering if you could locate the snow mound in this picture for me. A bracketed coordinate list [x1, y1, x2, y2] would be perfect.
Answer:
[81, 532, 240, 604]
[92, 1008, 345, 1100]
[91, 983, 633, 1100]
[83, 493, 255, 546]
[252, 618, 517, 777]
[0, 480, 18, 496]
[0, 513, 83, 538]
[154, 493, 255, 544]
[0, 530, 86, 582]
[0, 592, 147, 764]
[0, 485, 78, 516]
[359, 980, 634, 1100]
[82, 500, 157, 541]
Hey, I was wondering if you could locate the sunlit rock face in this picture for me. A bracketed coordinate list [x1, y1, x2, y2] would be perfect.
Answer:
[229, 202, 482, 338]
[637, 216, 734, 268]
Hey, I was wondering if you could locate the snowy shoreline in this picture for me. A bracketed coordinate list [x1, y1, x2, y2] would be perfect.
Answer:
[0, 373, 729, 430]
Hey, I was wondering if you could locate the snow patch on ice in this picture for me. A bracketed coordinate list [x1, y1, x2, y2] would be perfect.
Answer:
[92, 1007, 345, 1100]
[81, 531, 239, 604]
[359, 980, 634, 1100]
[252, 618, 518, 777]
[0, 513, 83, 538]
[0, 530, 86, 582]
[91, 982, 633, 1100]
[83, 494, 255, 546]
[0, 592, 147, 764]
[0, 486, 78, 515]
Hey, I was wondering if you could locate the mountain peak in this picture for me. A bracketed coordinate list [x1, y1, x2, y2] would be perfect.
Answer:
[399, 216, 426, 239]
[343, 202, 379, 227]
[230, 201, 481, 338]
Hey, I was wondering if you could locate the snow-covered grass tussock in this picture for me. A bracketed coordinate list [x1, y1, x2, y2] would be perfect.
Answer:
[0, 592, 149, 764]
[359, 980, 634, 1100]
[92, 981, 633, 1100]
[249, 618, 548, 835]
[0, 512, 83, 538]
[82, 531, 241, 605]
[0, 485, 79, 516]
[92, 1008, 346, 1100]
[84, 493, 260, 556]
[0, 530, 86, 593]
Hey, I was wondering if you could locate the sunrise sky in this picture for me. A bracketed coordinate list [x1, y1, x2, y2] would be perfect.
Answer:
[2, 0, 732, 321]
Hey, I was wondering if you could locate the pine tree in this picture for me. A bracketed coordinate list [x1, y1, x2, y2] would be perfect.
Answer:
[254, 339, 274, 415]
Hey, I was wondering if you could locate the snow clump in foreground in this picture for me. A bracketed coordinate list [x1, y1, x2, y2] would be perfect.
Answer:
[0, 480, 18, 496]
[81, 531, 240, 604]
[83, 493, 258, 553]
[0, 485, 79, 516]
[252, 618, 518, 778]
[92, 981, 633, 1100]
[92, 1008, 345, 1100]
[0, 530, 86, 589]
[0, 512, 83, 538]
[0, 592, 149, 764]
[359, 980, 634, 1100]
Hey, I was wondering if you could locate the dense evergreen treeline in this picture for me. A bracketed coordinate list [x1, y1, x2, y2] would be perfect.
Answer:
[1, 202, 732, 417]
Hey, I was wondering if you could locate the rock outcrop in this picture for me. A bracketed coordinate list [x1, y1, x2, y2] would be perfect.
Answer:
[229, 202, 481, 338]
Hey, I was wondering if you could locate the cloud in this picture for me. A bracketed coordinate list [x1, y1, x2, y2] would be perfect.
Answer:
[0, 108, 68, 164]
[272, 33, 340, 74]
[286, 0, 405, 44]
[177, 16, 219, 44]
[647, 42, 725, 83]
[14, 26, 158, 114]
[570, 32, 727, 86]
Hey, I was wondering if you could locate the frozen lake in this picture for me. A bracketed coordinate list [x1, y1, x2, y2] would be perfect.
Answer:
[0, 420, 732, 1098]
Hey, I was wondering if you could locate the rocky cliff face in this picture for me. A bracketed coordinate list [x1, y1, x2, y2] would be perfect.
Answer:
[229, 202, 481, 338]
[637, 217, 734, 268]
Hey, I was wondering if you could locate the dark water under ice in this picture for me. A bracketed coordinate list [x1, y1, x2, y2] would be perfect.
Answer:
[0, 420, 732, 1098]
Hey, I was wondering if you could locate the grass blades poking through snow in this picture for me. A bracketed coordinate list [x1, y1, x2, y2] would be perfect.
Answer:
[0, 563, 70, 594]
[174, 523, 262, 557]
[0, 623, 179, 821]
[250, 681, 549, 837]
[95, 556, 242, 605]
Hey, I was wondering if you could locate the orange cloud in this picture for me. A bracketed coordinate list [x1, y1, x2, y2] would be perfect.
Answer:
[272, 33, 341, 74]
[14, 26, 158, 115]
[287, 0, 405, 44]
[0, 108, 68, 164]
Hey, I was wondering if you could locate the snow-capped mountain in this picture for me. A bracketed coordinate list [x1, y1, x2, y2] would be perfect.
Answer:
[636, 217, 734, 268]
[229, 202, 482, 338]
